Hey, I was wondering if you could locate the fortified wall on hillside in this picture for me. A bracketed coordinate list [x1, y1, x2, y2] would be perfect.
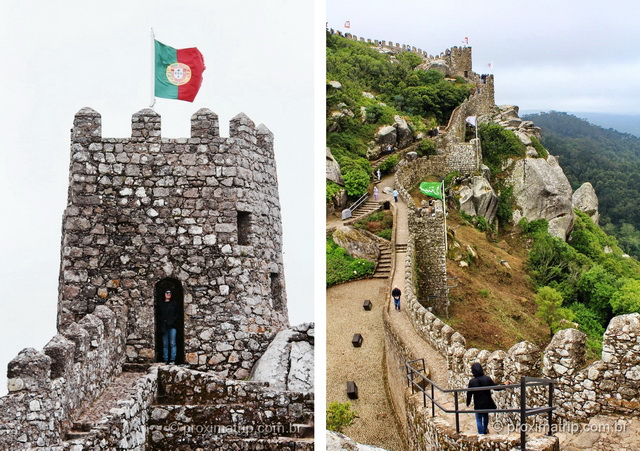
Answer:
[380, 41, 639, 449]
[0, 109, 314, 449]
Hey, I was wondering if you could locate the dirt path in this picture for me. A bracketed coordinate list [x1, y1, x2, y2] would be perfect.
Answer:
[326, 279, 405, 451]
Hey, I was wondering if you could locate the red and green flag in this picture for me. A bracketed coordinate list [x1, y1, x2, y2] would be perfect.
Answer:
[154, 40, 205, 102]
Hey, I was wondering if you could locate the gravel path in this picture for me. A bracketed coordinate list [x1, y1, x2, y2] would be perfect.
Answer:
[326, 173, 476, 450]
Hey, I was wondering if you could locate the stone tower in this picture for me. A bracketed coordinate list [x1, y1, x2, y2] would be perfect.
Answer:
[58, 107, 289, 378]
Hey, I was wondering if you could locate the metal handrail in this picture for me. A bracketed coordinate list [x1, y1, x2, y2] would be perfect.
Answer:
[349, 193, 369, 212]
[405, 359, 556, 450]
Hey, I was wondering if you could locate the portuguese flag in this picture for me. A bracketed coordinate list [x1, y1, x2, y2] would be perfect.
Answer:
[154, 40, 205, 102]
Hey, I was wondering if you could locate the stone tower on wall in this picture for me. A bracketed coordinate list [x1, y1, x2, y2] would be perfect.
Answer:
[443, 46, 473, 79]
[59, 107, 288, 378]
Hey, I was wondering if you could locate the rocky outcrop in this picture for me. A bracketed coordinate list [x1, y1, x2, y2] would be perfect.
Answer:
[332, 226, 380, 261]
[418, 59, 450, 76]
[326, 431, 389, 450]
[505, 155, 575, 239]
[394, 115, 413, 149]
[493, 104, 541, 139]
[326, 148, 344, 185]
[368, 118, 415, 159]
[249, 323, 314, 392]
[455, 175, 498, 223]
[573, 182, 599, 224]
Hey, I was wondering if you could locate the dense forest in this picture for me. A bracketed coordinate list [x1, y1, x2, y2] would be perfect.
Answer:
[326, 32, 472, 198]
[523, 111, 640, 259]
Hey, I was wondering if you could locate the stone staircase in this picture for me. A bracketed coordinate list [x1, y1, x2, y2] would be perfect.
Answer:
[65, 369, 146, 440]
[346, 199, 381, 223]
[373, 241, 392, 279]
[395, 243, 408, 254]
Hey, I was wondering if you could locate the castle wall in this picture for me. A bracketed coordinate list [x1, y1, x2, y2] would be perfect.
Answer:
[0, 305, 127, 448]
[58, 108, 288, 377]
[405, 393, 559, 450]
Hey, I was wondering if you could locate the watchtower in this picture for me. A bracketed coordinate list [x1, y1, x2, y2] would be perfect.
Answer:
[58, 107, 288, 378]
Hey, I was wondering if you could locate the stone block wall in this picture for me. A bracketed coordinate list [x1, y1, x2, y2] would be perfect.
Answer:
[58, 108, 288, 376]
[402, 234, 640, 423]
[405, 393, 559, 451]
[440, 76, 495, 144]
[0, 305, 127, 448]
[59, 367, 158, 450]
[442, 46, 473, 78]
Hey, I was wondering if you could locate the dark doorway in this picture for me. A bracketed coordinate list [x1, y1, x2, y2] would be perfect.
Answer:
[154, 278, 185, 364]
[383, 201, 391, 210]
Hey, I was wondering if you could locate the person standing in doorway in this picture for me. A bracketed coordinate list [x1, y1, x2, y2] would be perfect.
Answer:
[159, 289, 178, 364]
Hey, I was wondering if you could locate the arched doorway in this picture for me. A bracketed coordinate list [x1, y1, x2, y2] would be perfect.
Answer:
[154, 278, 185, 364]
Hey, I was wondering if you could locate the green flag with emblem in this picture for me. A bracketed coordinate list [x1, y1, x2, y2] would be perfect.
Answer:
[419, 182, 443, 199]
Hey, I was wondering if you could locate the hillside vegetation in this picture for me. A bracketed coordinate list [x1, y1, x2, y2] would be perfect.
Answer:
[523, 111, 640, 258]
[326, 32, 472, 198]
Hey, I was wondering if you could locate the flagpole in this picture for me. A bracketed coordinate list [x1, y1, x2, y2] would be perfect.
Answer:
[150, 28, 156, 109]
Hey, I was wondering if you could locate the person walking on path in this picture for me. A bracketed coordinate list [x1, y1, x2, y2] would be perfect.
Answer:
[391, 287, 401, 310]
[158, 289, 178, 364]
[373, 186, 379, 201]
[466, 363, 509, 434]
[376, 169, 381, 181]
[392, 189, 399, 202]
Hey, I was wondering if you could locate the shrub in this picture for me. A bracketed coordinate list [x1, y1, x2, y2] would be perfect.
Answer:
[343, 167, 370, 198]
[417, 139, 437, 157]
[535, 286, 575, 337]
[519, 218, 549, 236]
[378, 155, 399, 174]
[326, 237, 375, 287]
[530, 136, 549, 158]
[326, 180, 343, 202]
[478, 122, 526, 174]
[496, 185, 514, 228]
[326, 401, 358, 433]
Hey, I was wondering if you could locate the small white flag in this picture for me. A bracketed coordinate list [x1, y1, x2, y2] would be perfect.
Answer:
[466, 116, 477, 127]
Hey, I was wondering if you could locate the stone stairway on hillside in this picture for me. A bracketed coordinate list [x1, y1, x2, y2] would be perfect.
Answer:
[395, 243, 407, 254]
[373, 241, 392, 279]
[346, 199, 381, 223]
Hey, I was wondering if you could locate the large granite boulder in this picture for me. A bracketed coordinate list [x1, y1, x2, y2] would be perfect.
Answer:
[418, 59, 450, 76]
[326, 148, 344, 185]
[394, 115, 413, 149]
[572, 182, 599, 224]
[326, 431, 389, 450]
[332, 226, 380, 262]
[249, 323, 314, 392]
[505, 155, 574, 240]
[456, 175, 498, 224]
[376, 125, 396, 147]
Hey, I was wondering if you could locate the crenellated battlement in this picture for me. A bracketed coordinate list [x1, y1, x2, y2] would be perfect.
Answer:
[0, 304, 127, 447]
[60, 108, 288, 377]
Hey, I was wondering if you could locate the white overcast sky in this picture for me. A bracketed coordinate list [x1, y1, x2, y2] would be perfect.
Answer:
[328, 0, 640, 115]
[0, 0, 321, 393]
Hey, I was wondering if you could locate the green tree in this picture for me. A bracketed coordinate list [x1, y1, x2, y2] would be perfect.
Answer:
[535, 286, 574, 337]
[343, 167, 370, 197]
[610, 278, 640, 315]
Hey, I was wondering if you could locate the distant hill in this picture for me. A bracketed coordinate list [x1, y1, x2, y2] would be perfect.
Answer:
[522, 110, 640, 137]
[522, 111, 640, 257]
